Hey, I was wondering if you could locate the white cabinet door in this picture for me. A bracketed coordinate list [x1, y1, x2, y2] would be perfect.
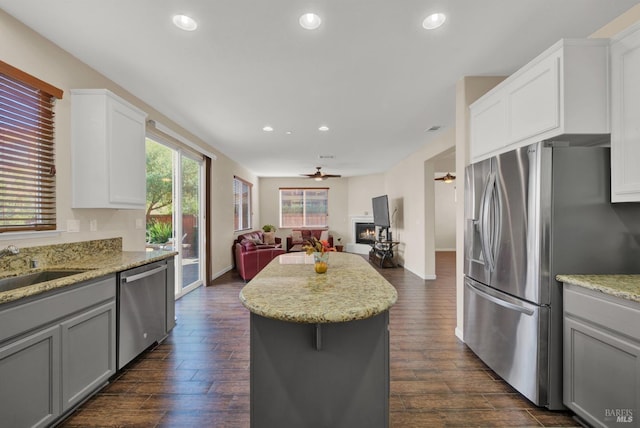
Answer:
[108, 98, 147, 205]
[470, 88, 507, 161]
[72, 89, 147, 209]
[507, 53, 560, 143]
[611, 24, 640, 202]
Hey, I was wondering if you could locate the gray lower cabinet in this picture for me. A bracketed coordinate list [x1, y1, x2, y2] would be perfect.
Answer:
[61, 300, 116, 411]
[0, 275, 116, 428]
[0, 325, 61, 428]
[563, 284, 640, 427]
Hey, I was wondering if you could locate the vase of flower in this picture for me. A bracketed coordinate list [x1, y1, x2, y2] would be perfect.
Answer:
[303, 237, 335, 274]
[313, 251, 329, 274]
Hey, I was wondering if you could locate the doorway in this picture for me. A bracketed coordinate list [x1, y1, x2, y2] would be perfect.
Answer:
[146, 137, 205, 298]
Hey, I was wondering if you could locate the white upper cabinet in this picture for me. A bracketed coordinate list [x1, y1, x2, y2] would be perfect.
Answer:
[611, 22, 640, 203]
[470, 39, 609, 162]
[71, 89, 147, 209]
[469, 87, 507, 161]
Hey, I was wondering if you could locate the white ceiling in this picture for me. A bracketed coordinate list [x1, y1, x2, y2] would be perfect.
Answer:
[1, 1, 638, 178]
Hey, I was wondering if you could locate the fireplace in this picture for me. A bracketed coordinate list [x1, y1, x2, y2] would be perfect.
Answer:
[355, 222, 376, 244]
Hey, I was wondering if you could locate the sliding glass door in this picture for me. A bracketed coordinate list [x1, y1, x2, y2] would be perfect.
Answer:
[146, 137, 204, 298]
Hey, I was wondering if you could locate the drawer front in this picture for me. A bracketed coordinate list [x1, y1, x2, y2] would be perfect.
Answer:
[564, 284, 640, 342]
[0, 275, 116, 343]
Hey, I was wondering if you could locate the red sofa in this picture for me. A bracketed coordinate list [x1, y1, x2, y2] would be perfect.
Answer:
[233, 231, 284, 281]
[286, 229, 333, 252]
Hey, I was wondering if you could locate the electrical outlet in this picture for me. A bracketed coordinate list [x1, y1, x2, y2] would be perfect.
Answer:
[89, 219, 98, 232]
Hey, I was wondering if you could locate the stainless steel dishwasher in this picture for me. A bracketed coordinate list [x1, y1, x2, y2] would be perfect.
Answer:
[117, 260, 168, 369]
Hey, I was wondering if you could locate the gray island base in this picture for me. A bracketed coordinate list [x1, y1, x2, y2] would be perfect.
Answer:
[240, 252, 398, 428]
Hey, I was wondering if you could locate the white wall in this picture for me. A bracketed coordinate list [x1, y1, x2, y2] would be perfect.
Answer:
[0, 10, 253, 281]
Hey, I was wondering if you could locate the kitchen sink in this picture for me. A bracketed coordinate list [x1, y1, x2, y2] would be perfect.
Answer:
[0, 270, 87, 293]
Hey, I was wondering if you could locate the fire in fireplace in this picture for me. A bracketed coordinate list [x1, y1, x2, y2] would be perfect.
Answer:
[355, 222, 376, 244]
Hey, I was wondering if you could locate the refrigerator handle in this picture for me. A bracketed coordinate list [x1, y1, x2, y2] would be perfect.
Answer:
[480, 172, 496, 272]
[489, 173, 502, 271]
[467, 282, 534, 316]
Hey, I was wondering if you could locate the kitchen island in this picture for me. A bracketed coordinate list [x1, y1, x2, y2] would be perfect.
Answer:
[240, 252, 397, 428]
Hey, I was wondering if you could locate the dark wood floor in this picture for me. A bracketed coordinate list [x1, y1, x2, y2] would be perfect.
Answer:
[60, 252, 579, 427]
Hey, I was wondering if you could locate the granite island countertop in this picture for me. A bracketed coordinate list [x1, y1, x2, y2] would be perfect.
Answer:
[556, 274, 640, 304]
[239, 252, 398, 323]
[0, 246, 177, 305]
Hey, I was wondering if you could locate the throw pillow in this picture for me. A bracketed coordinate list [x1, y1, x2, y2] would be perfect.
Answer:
[263, 231, 276, 245]
[250, 238, 263, 245]
[320, 230, 329, 242]
[291, 230, 303, 244]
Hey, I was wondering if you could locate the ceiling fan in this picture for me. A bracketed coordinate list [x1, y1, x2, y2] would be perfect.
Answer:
[301, 166, 342, 181]
[434, 172, 456, 183]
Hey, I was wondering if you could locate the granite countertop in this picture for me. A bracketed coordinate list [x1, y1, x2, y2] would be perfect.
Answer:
[239, 252, 398, 323]
[557, 274, 640, 304]
[0, 249, 177, 305]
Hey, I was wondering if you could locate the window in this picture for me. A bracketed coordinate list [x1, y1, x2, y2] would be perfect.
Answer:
[0, 61, 63, 233]
[280, 188, 328, 228]
[233, 176, 252, 231]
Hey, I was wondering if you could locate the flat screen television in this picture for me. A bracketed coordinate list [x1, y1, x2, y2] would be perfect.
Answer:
[372, 195, 390, 228]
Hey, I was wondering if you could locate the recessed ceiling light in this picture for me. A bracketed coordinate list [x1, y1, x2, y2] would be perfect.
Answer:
[318, 125, 329, 132]
[299, 13, 322, 30]
[422, 13, 446, 30]
[262, 126, 274, 132]
[173, 14, 198, 31]
[285, 131, 292, 135]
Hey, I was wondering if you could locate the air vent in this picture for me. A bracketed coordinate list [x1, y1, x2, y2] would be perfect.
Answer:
[318, 155, 335, 159]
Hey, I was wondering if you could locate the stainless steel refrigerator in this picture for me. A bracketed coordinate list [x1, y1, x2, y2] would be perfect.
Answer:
[463, 141, 640, 410]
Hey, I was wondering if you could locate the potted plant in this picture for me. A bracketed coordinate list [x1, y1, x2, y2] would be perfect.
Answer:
[262, 224, 277, 245]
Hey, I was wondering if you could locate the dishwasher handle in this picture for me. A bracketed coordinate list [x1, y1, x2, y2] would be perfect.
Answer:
[122, 264, 167, 283]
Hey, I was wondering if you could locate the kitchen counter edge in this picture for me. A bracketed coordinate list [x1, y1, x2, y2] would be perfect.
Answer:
[556, 274, 640, 304]
[0, 250, 177, 305]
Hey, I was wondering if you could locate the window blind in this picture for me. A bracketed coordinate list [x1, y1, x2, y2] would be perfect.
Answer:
[0, 61, 63, 232]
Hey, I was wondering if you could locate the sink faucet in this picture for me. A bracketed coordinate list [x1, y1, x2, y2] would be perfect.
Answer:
[0, 245, 20, 257]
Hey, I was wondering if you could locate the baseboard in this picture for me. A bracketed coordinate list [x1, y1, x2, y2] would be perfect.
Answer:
[210, 265, 233, 283]
[403, 265, 436, 280]
[455, 326, 464, 342]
